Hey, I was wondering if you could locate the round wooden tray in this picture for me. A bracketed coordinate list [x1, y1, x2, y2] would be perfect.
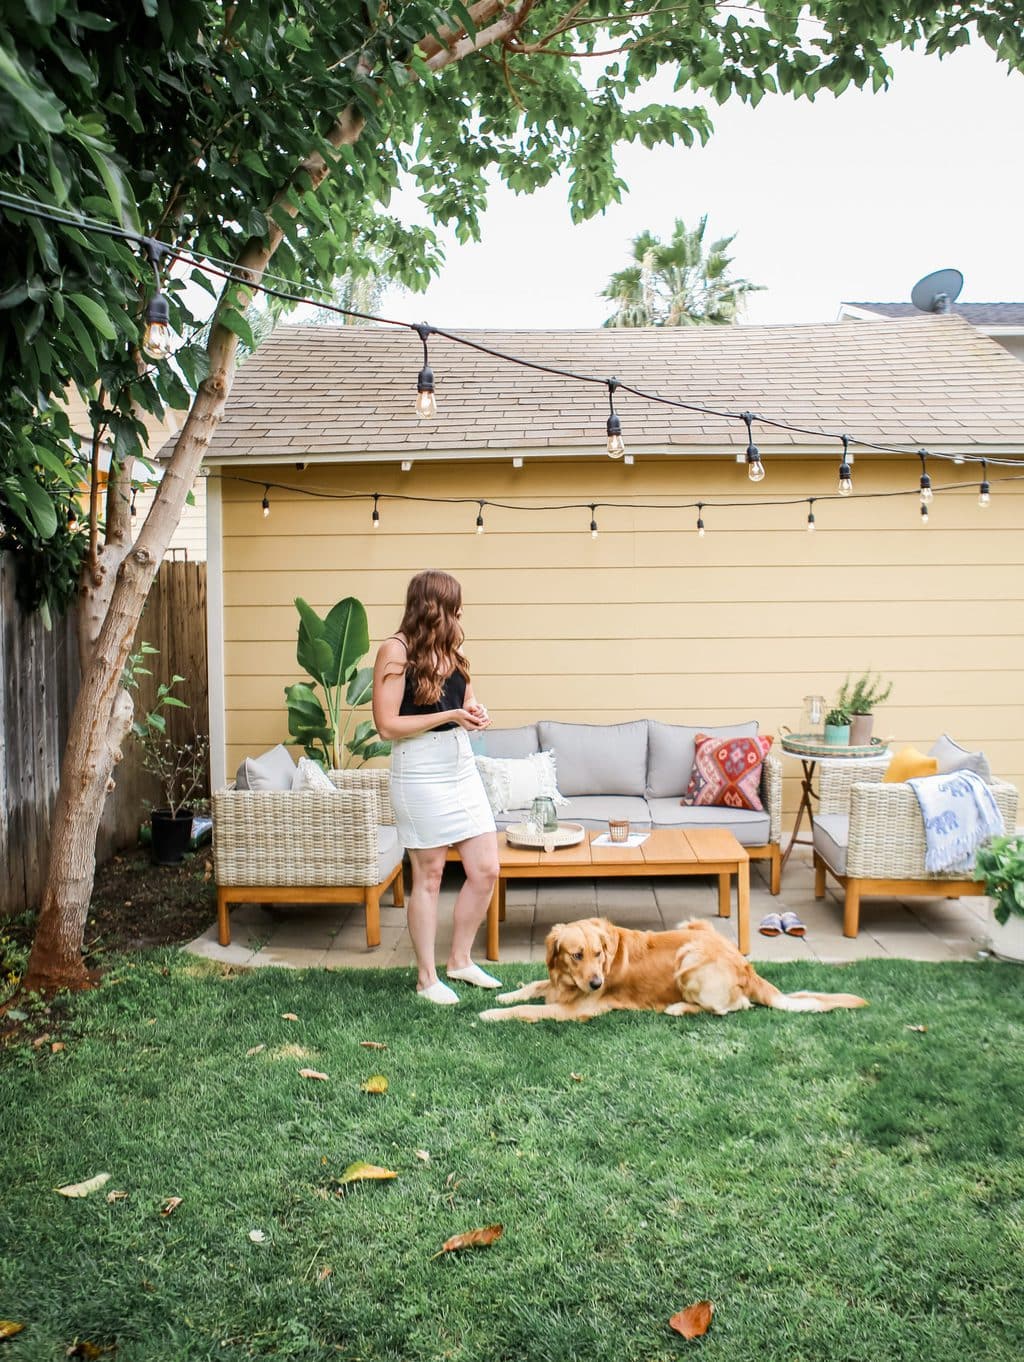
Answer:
[780, 733, 890, 759]
[505, 821, 586, 850]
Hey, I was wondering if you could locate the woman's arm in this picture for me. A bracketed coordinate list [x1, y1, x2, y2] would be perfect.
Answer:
[372, 639, 487, 740]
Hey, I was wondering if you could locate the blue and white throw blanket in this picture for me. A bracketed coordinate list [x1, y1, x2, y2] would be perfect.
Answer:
[906, 770, 1004, 873]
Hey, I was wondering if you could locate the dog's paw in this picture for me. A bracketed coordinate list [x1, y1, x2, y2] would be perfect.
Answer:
[478, 1008, 505, 1022]
[495, 990, 520, 1004]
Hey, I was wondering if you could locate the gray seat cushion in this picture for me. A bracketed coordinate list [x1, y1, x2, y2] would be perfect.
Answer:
[928, 733, 993, 784]
[644, 798, 771, 846]
[377, 824, 403, 882]
[646, 720, 760, 798]
[477, 725, 540, 759]
[538, 719, 648, 797]
[812, 813, 849, 875]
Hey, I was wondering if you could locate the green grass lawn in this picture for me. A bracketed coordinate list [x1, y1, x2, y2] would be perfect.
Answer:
[2, 954, 1023, 1362]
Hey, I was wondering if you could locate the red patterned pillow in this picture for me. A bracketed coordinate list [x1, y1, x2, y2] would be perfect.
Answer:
[681, 733, 773, 811]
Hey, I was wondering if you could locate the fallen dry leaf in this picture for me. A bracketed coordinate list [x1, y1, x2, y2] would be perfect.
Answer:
[569, 1072, 584, 1082]
[55, 1172, 111, 1199]
[432, 1224, 503, 1258]
[414, 1149, 431, 1163]
[337, 1161, 398, 1185]
[360, 1074, 388, 1094]
[246, 1044, 266, 1057]
[906, 1025, 928, 1033]
[105, 1190, 128, 1203]
[65, 1342, 105, 1359]
[281, 1012, 299, 1021]
[359, 1040, 387, 1050]
[299, 1068, 329, 1081]
[51, 1041, 66, 1053]
[248, 1229, 266, 1243]
[32, 1033, 51, 1048]
[669, 1301, 715, 1340]
[0, 1322, 25, 1340]
[160, 1197, 183, 1216]
[318, 1265, 333, 1281]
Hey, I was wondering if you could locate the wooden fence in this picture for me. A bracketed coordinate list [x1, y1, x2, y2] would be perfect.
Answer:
[0, 556, 208, 916]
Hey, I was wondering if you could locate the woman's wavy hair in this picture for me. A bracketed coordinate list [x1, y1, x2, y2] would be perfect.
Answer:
[399, 570, 470, 705]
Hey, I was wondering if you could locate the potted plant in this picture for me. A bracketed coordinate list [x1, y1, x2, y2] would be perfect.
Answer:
[836, 671, 893, 747]
[823, 706, 851, 746]
[975, 834, 1024, 963]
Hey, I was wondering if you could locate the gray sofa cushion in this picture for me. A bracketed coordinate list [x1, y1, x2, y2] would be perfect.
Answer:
[235, 743, 297, 792]
[377, 824, 403, 882]
[646, 720, 759, 798]
[478, 725, 540, 759]
[644, 798, 771, 846]
[929, 733, 993, 785]
[538, 719, 648, 797]
[812, 813, 849, 875]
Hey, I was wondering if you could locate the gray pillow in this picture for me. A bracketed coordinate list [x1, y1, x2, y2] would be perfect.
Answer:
[537, 719, 648, 797]
[479, 725, 540, 759]
[928, 733, 993, 785]
[235, 743, 297, 791]
[647, 720, 759, 798]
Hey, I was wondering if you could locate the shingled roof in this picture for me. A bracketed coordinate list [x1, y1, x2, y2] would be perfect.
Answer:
[843, 302, 1024, 327]
[179, 313, 1024, 463]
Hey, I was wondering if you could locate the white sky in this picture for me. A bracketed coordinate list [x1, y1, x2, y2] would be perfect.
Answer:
[376, 40, 1024, 328]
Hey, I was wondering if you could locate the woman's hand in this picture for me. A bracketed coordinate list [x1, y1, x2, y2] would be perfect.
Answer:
[454, 706, 490, 731]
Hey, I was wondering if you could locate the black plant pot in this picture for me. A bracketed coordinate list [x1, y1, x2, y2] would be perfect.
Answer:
[150, 809, 195, 865]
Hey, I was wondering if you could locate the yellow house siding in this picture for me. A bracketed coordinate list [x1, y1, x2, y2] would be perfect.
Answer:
[218, 458, 1024, 818]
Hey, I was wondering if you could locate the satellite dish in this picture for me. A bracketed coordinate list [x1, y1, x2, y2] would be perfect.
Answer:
[911, 268, 964, 314]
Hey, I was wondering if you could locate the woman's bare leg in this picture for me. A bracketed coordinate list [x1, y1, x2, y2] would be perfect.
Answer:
[406, 846, 449, 990]
[447, 831, 499, 972]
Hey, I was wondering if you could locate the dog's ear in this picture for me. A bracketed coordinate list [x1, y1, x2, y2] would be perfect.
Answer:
[545, 924, 567, 973]
[595, 921, 618, 968]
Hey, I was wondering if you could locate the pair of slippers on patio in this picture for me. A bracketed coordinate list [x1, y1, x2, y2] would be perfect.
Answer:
[418, 963, 503, 1004]
[758, 911, 806, 938]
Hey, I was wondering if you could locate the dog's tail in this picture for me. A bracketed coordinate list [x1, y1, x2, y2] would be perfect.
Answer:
[745, 971, 868, 1013]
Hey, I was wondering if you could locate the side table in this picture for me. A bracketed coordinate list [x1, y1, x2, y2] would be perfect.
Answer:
[780, 738, 890, 871]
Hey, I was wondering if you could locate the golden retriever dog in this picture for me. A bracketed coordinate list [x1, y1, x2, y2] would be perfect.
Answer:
[479, 918, 867, 1023]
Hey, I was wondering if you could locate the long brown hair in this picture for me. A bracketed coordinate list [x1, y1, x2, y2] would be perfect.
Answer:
[398, 570, 470, 704]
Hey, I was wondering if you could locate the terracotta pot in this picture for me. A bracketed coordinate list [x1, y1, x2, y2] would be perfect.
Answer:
[849, 713, 874, 747]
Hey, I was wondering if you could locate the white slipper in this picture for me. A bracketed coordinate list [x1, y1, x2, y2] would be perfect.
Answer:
[417, 980, 460, 1005]
[446, 963, 502, 990]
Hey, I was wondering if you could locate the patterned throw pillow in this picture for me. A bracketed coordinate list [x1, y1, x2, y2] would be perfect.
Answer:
[474, 751, 566, 815]
[291, 756, 338, 793]
[681, 733, 773, 811]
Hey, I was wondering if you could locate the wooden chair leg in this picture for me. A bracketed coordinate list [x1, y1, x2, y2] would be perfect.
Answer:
[843, 882, 861, 938]
[217, 888, 232, 946]
[769, 845, 781, 896]
[717, 872, 731, 917]
[392, 865, 405, 908]
[498, 878, 507, 923]
[365, 886, 382, 949]
[814, 855, 826, 899]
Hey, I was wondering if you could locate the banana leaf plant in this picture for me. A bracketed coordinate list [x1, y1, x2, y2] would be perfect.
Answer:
[284, 596, 391, 769]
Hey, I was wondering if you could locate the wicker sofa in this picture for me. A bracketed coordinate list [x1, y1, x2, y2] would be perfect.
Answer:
[212, 768, 404, 949]
[477, 718, 782, 893]
[812, 759, 1019, 937]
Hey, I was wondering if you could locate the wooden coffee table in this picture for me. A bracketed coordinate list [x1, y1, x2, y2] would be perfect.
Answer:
[485, 826, 750, 961]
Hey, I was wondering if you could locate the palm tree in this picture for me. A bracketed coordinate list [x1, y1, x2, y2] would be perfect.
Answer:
[601, 216, 762, 327]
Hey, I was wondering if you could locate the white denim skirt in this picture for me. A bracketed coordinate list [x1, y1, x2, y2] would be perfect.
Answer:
[389, 728, 496, 850]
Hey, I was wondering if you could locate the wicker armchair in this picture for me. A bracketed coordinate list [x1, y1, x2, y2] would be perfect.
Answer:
[813, 759, 1018, 937]
[213, 768, 404, 949]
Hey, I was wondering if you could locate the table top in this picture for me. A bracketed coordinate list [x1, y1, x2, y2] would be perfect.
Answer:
[496, 825, 747, 868]
[780, 733, 890, 761]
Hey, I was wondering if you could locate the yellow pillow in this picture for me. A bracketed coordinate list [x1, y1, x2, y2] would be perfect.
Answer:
[882, 746, 939, 783]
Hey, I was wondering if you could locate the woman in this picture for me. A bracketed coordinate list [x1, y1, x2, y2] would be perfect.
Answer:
[373, 570, 501, 1003]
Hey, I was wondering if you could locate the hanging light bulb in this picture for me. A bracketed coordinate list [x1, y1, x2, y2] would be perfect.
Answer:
[605, 379, 625, 458]
[743, 412, 765, 482]
[806, 500, 816, 533]
[130, 487, 138, 519]
[590, 505, 599, 539]
[920, 502, 929, 525]
[696, 503, 705, 538]
[261, 486, 270, 518]
[978, 460, 990, 508]
[918, 450, 933, 504]
[371, 493, 380, 529]
[838, 435, 853, 496]
[413, 323, 437, 419]
[140, 238, 174, 360]
[67, 505, 79, 532]
[476, 501, 485, 534]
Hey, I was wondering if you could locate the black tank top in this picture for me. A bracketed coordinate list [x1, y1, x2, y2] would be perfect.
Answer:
[393, 639, 466, 731]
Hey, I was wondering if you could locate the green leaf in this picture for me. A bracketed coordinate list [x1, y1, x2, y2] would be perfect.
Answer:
[68, 292, 118, 341]
[0, 46, 64, 133]
[217, 306, 256, 351]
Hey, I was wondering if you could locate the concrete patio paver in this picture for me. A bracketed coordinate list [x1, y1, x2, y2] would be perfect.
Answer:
[184, 847, 1005, 972]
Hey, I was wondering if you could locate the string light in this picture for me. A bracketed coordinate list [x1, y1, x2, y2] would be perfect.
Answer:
[838, 435, 853, 496]
[743, 412, 765, 482]
[920, 502, 929, 526]
[413, 323, 437, 420]
[371, 493, 380, 529]
[140, 238, 174, 361]
[605, 380, 625, 458]
[261, 485, 270, 518]
[918, 450, 933, 505]
[401, 460, 413, 472]
[130, 487, 137, 518]
[806, 498, 816, 533]
[476, 501, 485, 534]
[67, 505, 78, 531]
[696, 503, 705, 538]
[590, 504, 599, 538]
[979, 459, 990, 508]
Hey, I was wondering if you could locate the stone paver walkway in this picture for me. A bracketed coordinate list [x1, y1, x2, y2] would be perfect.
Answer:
[184, 848, 1002, 972]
